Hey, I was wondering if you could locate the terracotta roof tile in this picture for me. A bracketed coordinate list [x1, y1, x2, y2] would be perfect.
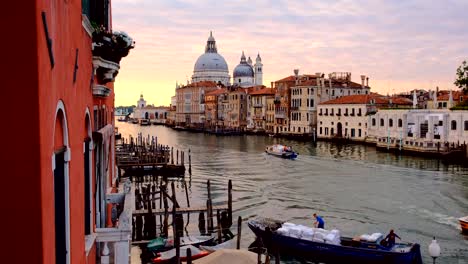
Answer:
[249, 88, 275, 96]
[320, 94, 411, 105]
[206, 88, 227, 96]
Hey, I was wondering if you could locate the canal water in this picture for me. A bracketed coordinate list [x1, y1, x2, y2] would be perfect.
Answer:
[117, 122, 468, 263]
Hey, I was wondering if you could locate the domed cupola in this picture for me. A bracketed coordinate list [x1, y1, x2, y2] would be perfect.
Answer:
[233, 51, 255, 87]
[233, 51, 254, 78]
[191, 31, 230, 85]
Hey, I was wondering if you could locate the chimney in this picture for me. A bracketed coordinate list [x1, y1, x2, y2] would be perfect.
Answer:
[361, 75, 366, 88]
[366, 77, 369, 87]
[294, 69, 299, 85]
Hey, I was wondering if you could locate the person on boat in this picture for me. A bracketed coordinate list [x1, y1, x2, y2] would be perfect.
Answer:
[220, 211, 234, 240]
[384, 229, 401, 247]
[313, 213, 325, 229]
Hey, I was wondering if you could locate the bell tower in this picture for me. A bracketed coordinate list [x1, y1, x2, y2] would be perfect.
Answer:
[254, 52, 263, 85]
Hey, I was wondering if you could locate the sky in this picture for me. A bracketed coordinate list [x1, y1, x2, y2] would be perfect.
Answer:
[112, 0, 468, 107]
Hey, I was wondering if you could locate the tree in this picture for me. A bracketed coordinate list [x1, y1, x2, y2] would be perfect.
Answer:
[454, 60, 468, 94]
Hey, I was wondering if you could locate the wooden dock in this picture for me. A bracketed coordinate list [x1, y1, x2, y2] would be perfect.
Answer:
[133, 204, 228, 216]
[116, 133, 191, 178]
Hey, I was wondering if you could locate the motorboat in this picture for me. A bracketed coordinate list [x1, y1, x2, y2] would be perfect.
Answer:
[248, 219, 422, 264]
[265, 144, 298, 159]
[460, 216, 468, 234]
[140, 119, 151, 126]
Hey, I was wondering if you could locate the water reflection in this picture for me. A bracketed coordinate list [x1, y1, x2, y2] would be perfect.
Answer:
[117, 122, 468, 263]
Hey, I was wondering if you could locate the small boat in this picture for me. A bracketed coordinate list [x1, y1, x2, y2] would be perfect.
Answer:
[152, 245, 210, 263]
[199, 237, 236, 252]
[147, 235, 214, 252]
[140, 119, 151, 126]
[265, 144, 298, 159]
[460, 216, 468, 234]
[117, 116, 126, 122]
[248, 219, 423, 264]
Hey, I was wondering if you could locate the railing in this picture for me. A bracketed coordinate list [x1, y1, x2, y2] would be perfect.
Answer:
[274, 112, 286, 118]
[96, 180, 132, 264]
[253, 103, 263, 108]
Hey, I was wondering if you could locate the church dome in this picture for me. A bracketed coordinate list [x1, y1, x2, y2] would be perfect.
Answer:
[194, 53, 229, 72]
[233, 51, 254, 78]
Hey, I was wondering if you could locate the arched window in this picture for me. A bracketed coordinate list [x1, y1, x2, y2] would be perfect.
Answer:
[398, 119, 403, 127]
[451, 120, 457, 130]
[389, 119, 393, 127]
[380, 118, 384, 126]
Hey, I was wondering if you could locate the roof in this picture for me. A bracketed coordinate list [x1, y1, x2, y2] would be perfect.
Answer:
[320, 94, 411, 105]
[180, 81, 218, 88]
[205, 88, 227, 96]
[275, 74, 318, 83]
[249, 87, 275, 96]
[436, 90, 463, 101]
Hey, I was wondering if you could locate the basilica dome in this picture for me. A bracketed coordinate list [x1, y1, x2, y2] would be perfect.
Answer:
[194, 52, 228, 72]
[192, 31, 230, 85]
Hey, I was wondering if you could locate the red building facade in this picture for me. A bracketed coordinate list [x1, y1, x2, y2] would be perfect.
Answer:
[5, 1, 133, 263]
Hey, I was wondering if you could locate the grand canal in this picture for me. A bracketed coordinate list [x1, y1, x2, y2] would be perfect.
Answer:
[118, 122, 468, 263]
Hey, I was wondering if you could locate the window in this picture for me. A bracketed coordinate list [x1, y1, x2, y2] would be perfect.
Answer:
[398, 119, 402, 127]
[380, 118, 384, 126]
[351, 128, 355, 137]
[358, 129, 362, 137]
[320, 127, 322, 134]
[389, 119, 393, 127]
[451, 120, 457, 130]
[310, 99, 314, 107]
[465, 121, 468, 131]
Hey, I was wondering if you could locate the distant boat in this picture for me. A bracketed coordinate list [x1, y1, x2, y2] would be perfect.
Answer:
[140, 119, 151, 126]
[460, 216, 468, 234]
[265, 144, 298, 159]
[248, 219, 423, 264]
[117, 116, 126, 122]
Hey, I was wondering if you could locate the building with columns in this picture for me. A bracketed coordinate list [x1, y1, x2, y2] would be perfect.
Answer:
[367, 109, 468, 151]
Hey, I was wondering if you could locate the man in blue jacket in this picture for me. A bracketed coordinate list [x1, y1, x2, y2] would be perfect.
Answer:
[313, 213, 325, 229]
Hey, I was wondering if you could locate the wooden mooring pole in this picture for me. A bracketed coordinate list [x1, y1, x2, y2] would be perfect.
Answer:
[237, 216, 242, 249]
[188, 149, 192, 175]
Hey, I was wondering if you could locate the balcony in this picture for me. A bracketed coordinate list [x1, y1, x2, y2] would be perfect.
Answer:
[95, 179, 133, 264]
[350, 113, 355, 116]
[318, 112, 323, 116]
[253, 103, 263, 108]
[93, 84, 112, 97]
[275, 112, 286, 119]
[344, 113, 349, 116]
[336, 113, 341, 116]
[92, 28, 135, 84]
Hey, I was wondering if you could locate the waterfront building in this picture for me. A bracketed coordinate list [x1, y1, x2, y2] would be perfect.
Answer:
[167, 96, 177, 126]
[266, 96, 275, 133]
[175, 81, 218, 127]
[318, 94, 412, 141]
[115, 106, 133, 116]
[247, 87, 274, 131]
[276, 70, 371, 135]
[205, 88, 227, 130]
[6, 1, 134, 263]
[226, 87, 248, 130]
[133, 94, 170, 122]
[367, 109, 468, 150]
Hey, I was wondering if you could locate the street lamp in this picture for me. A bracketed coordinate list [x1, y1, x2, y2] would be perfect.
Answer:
[428, 236, 440, 264]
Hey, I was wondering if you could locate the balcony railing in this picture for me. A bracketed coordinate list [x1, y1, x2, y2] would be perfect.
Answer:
[93, 84, 112, 97]
[253, 103, 263, 108]
[96, 179, 132, 264]
[274, 112, 286, 118]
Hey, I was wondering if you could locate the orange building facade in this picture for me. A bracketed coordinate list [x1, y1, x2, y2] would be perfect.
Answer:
[5, 1, 133, 264]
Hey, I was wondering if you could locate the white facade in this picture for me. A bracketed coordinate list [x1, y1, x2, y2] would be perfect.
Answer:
[289, 86, 316, 134]
[317, 104, 368, 140]
[367, 109, 468, 146]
